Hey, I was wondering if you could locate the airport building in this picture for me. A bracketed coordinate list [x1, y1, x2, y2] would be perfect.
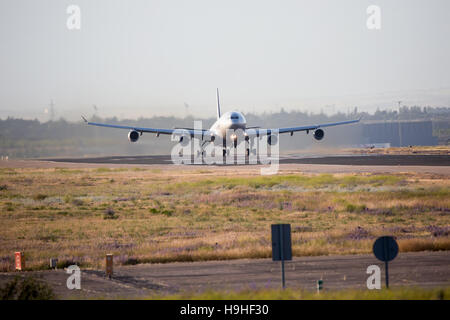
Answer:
[361, 120, 438, 147]
[281, 119, 439, 150]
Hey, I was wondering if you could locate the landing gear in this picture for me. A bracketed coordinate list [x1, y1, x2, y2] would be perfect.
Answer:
[222, 138, 227, 159]
[196, 150, 206, 157]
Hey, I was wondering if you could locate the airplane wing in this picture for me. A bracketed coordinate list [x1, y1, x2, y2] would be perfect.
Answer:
[247, 118, 361, 136]
[174, 127, 208, 132]
[82, 117, 207, 136]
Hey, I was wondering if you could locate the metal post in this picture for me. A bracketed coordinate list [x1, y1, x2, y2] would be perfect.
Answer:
[106, 254, 113, 279]
[397, 101, 402, 147]
[385, 261, 389, 289]
[317, 280, 323, 293]
[383, 237, 389, 289]
[280, 227, 285, 289]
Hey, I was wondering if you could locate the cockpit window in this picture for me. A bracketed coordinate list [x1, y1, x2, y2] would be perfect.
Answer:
[230, 115, 239, 120]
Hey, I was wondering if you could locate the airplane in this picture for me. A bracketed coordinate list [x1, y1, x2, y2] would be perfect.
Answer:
[82, 89, 360, 156]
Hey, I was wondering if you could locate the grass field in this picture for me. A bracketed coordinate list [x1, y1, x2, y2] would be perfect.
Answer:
[0, 167, 449, 271]
[347, 145, 450, 155]
[153, 287, 450, 300]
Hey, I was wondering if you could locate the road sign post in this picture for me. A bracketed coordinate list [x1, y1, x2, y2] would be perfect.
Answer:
[49, 258, 58, 270]
[271, 224, 292, 289]
[316, 279, 323, 293]
[106, 254, 113, 279]
[372, 236, 398, 289]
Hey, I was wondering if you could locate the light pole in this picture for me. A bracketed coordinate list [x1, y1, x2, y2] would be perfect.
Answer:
[397, 101, 402, 147]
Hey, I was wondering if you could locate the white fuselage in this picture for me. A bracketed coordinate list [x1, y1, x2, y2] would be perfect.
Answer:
[209, 111, 247, 139]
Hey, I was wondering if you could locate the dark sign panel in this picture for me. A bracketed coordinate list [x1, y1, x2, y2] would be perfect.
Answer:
[373, 236, 399, 262]
[271, 224, 292, 261]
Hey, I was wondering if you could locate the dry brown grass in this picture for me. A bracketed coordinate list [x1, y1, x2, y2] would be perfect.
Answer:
[398, 238, 450, 252]
[0, 167, 449, 271]
[155, 286, 450, 300]
[348, 145, 450, 155]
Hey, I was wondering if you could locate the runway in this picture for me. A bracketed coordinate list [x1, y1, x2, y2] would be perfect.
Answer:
[42, 154, 450, 166]
[1, 251, 448, 299]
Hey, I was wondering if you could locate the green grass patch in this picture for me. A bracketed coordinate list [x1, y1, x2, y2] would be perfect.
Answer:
[176, 174, 405, 192]
[95, 167, 128, 173]
[151, 287, 450, 300]
[0, 276, 55, 300]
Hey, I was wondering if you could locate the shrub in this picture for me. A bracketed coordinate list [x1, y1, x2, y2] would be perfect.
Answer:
[71, 198, 84, 206]
[104, 208, 118, 219]
[63, 195, 73, 203]
[33, 194, 47, 201]
[0, 276, 55, 300]
[346, 203, 367, 213]
[346, 226, 370, 240]
[56, 260, 83, 269]
[162, 210, 173, 217]
[426, 225, 449, 237]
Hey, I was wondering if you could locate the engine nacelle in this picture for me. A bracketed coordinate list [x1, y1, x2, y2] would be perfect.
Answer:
[128, 130, 139, 142]
[267, 134, 278, 146]
[313, 129, 324, 141]
[178, 134, 191, 147]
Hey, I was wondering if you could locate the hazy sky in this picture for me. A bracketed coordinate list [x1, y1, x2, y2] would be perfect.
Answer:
[1, 0, 449, 121]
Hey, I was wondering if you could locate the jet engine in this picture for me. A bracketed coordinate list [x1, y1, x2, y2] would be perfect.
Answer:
[267, 134, 278, 146]
[313, 129, 324, 141]
[128, 130, 139, 142]
[178, 134, 191, 147]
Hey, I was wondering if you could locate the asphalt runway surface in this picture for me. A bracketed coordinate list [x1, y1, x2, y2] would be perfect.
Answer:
[42, 154, 450, 166]
[1, 251, 448, 299]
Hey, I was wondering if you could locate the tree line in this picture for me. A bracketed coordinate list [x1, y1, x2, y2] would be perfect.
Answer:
[1, 106, 448, 158]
